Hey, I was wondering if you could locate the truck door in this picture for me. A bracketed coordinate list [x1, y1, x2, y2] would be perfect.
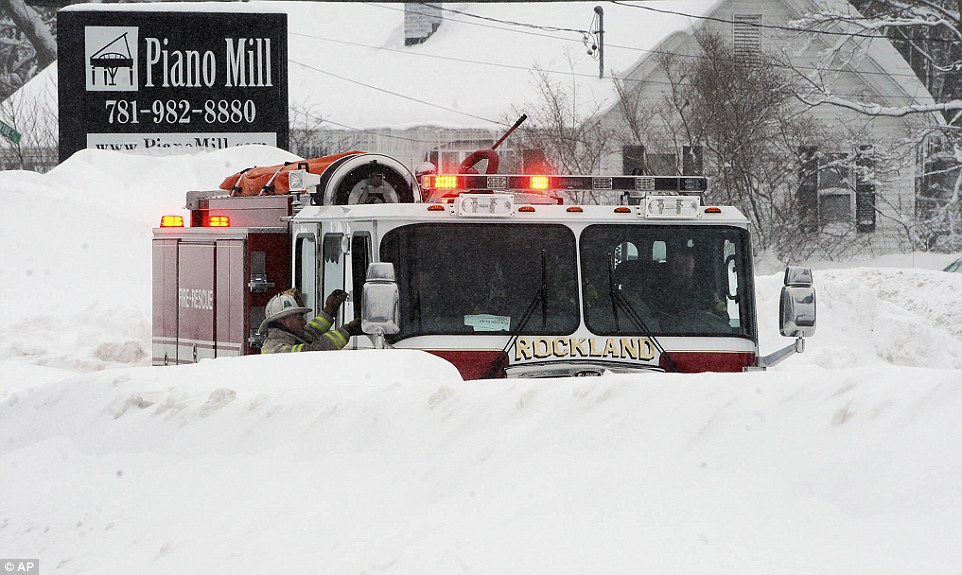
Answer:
[320, 230, 347, 323]
[215, 239, 245, 358]
[300, 223, 370, 347]
[178, 242, 216, 363]
[152, 238, 179, 365]
[346, 224, 374, 349]
[346, 224, 374, 321]
[293, 229, 319, 314]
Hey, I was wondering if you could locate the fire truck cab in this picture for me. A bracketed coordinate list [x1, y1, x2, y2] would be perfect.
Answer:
[152, 152, 816, 378]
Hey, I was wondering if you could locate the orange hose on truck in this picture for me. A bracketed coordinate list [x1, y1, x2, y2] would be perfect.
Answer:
[219, 151, 365, 197]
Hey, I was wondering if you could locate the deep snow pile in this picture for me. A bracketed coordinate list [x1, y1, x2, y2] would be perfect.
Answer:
[2, 147, 962, 574]
[2, 353, 961, 574]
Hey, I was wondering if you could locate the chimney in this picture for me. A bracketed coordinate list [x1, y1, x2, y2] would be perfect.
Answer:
[405, 3, 442, 46]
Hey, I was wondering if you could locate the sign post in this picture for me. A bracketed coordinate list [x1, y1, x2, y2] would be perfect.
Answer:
[57, 7, 288, 161]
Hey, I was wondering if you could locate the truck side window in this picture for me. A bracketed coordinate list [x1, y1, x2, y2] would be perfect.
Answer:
[724, 239, 741, 328]
[294, 235, 317, 312]
[322, 233, 345, 317]
[350, 234, 371, 320]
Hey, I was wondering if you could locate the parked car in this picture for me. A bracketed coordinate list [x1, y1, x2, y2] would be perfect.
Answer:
[944, 257, 962, 273]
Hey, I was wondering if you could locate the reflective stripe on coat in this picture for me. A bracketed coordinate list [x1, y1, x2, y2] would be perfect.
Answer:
[261, 311, 351, 353]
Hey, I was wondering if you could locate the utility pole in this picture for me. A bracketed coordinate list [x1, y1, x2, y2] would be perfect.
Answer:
[595, 5, 604, 79]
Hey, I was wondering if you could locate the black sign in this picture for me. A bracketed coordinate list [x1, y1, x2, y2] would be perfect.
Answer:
[57, 9, 288, 161]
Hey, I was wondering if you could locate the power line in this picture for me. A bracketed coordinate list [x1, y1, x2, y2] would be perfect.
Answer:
[362, 2, 590, 44]
[291, 32, 547, 75]
[424, 2, 590, 35]
[289, 58, 510, 128]
[426, 4, 591, 34]
[301, 116, 443, 144]
[289, 33, 935, 103]
[357, 2, 934, 81]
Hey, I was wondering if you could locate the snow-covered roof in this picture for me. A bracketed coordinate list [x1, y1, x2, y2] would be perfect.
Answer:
[283, 1, 726, 131]
[3, 0, 941, 140]
[5, 1, 725, 135]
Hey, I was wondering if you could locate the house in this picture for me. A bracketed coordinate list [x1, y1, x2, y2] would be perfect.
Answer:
[1, 1, 940, 255]
[594, 0, 941, 256]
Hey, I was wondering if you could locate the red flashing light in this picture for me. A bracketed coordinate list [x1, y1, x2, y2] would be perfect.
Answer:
[427, 204, 446, 211]
[704, 207, 722, 214]
[207, 215, 230, 227]
[518, 205, 537, 213]
[434, 175, 460, 189]
[566, 206, 584, 213]
[529, 176, 549, 191]
[613, 207, 632, 214]
[160, 215, 184, 227]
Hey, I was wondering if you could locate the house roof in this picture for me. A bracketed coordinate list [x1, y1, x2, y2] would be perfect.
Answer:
[7, 1, 724, 136]
[4, 0, 939, 143]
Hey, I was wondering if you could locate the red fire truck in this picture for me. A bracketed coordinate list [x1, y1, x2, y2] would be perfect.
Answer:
[152, 151, 816, 378]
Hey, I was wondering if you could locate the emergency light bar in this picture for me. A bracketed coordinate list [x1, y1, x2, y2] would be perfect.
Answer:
[421, 174, 707, 193]
[644, 195, 702, 219]
[454, 193, 515, 217]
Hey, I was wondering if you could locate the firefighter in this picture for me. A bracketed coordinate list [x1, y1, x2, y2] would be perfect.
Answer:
[651, 247, 730, 333]
[259, 288, 363, 353]
[414, 161, 437, 178]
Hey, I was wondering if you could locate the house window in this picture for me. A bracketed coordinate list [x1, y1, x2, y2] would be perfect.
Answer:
[818, 152, 852, 224]
[819, 153, 849, 189]
[623, 144, 647, 175]
[797, 146, 878, 232]
[682, 145, 703, 175]
[499, 150, 520, 173]
[733, 14, 762, 59]
[648, 153, 677, 176]
[440, 151, 460, 173]
[620, 146, 701, 176]
[818, 192, 852, 224]
[521, 148, 552, 174]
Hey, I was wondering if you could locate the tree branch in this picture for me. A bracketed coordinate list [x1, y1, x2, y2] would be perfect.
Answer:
[0, 0, 55, 68]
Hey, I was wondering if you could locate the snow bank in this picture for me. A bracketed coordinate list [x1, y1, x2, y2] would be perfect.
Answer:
[2, 351, 960, 574]
[2, 147, 962, 573]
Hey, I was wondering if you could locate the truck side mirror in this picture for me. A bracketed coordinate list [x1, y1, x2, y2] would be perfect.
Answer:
[361, 262, 400, 343]
[779, 266, 816, 338]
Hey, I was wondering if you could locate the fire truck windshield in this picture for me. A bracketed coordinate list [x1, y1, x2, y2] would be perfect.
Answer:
[381, 223, 580, 338]
[580, 224, 755, 339]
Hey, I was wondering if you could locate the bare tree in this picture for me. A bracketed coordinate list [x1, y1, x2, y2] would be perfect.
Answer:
[0, 0, 55, 98]
[790, 0, 962, 250]
[288, 103, 329, 159]
[635, 31, 835, 259]
[0, 71, 56, 169]
[515, 67, 616, 202]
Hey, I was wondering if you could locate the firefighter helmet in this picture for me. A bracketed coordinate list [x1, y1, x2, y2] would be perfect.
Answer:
[259, 291, 312, 334]
[415, 161, 437, 177]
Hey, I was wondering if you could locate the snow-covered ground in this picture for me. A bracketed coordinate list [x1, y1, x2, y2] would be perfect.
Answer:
[2, 147, 962, 574]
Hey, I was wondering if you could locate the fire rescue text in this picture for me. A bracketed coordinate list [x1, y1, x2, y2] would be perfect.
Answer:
[179, 288, 213, 310]
[144, 37, 273, 88]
